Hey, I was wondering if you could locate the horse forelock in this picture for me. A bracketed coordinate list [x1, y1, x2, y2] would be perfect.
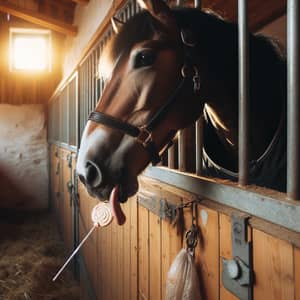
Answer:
[99, 12, 158, 81]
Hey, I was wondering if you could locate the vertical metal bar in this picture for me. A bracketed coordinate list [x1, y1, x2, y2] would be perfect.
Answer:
[168, 146, 175, 169]
[194, 0, 201, 9]
[176, 0, 183, 6]
[178, 130, 186, 171]
[194, 0, 202, 176]
[287, 0, 300, 200]
[92, 53, 95, 110]
[75, 73, 79, 148]
[66, 87, 69, 144]
[195, 116, 204, 175]
[88, 58, 92, 115]
[238, 0, 250, 185]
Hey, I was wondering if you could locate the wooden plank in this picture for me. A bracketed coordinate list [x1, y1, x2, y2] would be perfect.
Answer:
[194, 205, 219, 300]
[100, 215, 112, 300]
[161, 217, 182, 299]
[138, 205, 149, 300]
[96, 215, 104, 299]
[0, 2, 77, 36]
[130, 196, 138, 300]
[62, 150, 73, 252]
[219, 214, 239, 300]
[253, 229, 294, 300]
[123, 200, 131, 300]
[58, 148, 65, 235]
[79, 218, 97, 296]
[117, 213, 124, 300]
[111, 218, 119, 300]
[149, 212, 161, 300]
[295, 247, 300, 300]
[250, 217, 300, 249]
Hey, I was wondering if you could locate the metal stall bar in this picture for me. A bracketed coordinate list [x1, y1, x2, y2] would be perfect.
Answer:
[194, 0, 201, 9]
[195, 117, 203, 175]
[238, 0, 250, 185]
[194, 0, 202, 175]
[91, 53, 95, 111]
[287, 0, 300, 200]
[176, 0, 186, 172]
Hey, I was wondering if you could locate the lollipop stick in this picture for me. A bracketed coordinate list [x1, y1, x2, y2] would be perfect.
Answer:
[52, 225, 97, 281]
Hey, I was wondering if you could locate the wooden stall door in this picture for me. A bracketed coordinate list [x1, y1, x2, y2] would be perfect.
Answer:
[75, 175, 300, 300]
[58, 149, 73, 252]
[50, 145, 60, 220]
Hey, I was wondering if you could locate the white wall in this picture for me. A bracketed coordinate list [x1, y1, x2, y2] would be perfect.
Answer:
[63, 0, 112, 78]
[0, 104, 48, 210]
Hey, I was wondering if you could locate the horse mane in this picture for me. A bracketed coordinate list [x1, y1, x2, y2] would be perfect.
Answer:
[99, 8, 238, 78]
[100, 7, 286, 120]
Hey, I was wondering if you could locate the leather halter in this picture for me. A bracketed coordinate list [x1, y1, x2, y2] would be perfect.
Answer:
[88, 29, 200, 165]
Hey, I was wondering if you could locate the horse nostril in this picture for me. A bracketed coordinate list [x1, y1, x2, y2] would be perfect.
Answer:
[78, 174, 86, 186]
[85, 160, 103, 188]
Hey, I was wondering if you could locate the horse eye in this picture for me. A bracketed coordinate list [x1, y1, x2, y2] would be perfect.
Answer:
[134, 51, 156, 68]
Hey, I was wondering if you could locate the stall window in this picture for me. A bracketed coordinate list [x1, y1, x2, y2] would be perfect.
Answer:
[9, 28, 51, 72]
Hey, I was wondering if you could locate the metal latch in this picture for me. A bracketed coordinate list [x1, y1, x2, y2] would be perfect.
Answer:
[67, 181, 74, 206]
[137, 193, 178, 223]
[55, 162, 60, 175]
[67, 154, 73, 168]
[222, 213, 253, 300]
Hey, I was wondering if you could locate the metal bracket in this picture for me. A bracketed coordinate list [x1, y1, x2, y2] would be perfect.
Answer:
[73, 172, 80, 208]
[137, 193, 177, 223]
[222, 213, 253, 300]
[67, 154, 73, 168]
[67, 181, 74, 206]
[55, 162, 60, 175]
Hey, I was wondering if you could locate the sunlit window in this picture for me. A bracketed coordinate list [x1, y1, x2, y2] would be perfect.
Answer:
[9, 28, 51, 72]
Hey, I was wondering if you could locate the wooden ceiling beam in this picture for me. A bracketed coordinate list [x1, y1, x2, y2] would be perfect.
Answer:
[0, 2, 77, 36]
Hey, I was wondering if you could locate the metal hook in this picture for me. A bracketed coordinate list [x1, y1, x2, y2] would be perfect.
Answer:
[185, 202, 199, 256]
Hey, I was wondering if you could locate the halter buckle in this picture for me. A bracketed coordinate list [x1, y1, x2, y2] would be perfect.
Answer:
[137, 126, 153, 147]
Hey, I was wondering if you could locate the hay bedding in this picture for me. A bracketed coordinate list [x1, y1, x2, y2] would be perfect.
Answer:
[0, 211, 79, 300]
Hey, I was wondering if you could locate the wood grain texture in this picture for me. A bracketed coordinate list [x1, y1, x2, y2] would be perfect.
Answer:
[62, 149, 73, 252]
[219, 214, 239, 300]
[253, 229, 294, 300]
[295, 247, 300, 300]
[0, 2, 77, 35]
[0, 15, 64, 105]
[79, 220, 97, 298]
[161, 218, 182, 299]
[195, 205, 219, 300]
[123, 200, 131, 300]
[138, 204, 149, 300]
[149, 213, 161, 300]
[130, 196, 139, 300]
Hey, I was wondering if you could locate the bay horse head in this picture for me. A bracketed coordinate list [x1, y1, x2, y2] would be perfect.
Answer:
[77, 0, 286, 224]
[77, 0, 206, 224]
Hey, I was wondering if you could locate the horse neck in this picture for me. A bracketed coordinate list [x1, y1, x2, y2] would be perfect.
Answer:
[196, 33, 285, 165]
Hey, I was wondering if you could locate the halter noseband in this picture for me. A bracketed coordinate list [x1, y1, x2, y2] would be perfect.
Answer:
[88, 29, 199, 165]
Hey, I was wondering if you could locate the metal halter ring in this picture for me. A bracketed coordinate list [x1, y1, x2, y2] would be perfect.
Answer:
[136, 126, 153, 147]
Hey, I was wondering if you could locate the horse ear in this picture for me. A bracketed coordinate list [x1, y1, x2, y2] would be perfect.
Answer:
[111, 17, 124, 34]
[137, 0, 176, 30]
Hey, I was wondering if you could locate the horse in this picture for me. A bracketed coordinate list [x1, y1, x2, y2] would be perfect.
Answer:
[77, 0, 286, 225]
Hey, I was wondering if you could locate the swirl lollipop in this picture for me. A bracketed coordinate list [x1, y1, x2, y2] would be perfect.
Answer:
[91, 202, 113, 227]
[53, 203, 113, 281]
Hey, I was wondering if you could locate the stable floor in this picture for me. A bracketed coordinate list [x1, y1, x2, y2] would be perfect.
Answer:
[0, 211, 79, 300]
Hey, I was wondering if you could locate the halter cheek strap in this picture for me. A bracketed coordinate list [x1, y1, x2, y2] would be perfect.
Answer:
[88, 29, 199, 165]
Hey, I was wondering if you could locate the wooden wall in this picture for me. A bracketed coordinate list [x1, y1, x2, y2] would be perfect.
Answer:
[0, 14, 64, 105]
[50, 145, 300, 300]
